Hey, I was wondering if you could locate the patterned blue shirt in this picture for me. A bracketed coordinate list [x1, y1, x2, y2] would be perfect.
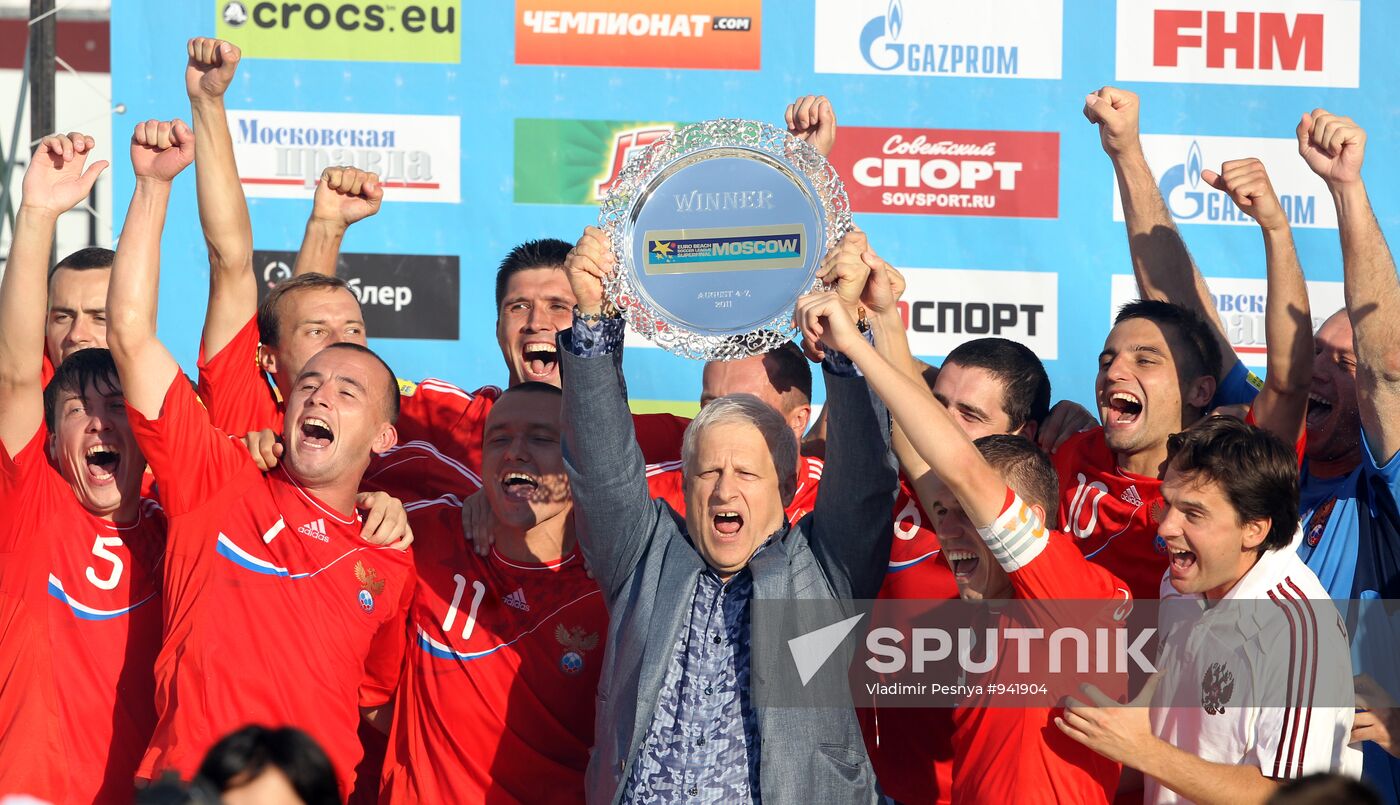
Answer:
[623, 568, 760, 803]
[562, 311, 862, 802]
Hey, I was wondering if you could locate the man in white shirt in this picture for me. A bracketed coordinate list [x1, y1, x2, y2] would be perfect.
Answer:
[1057, 416, 1360, 804]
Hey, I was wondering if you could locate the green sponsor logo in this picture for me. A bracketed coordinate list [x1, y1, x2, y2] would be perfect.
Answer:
[643, 225, 806, 275]
[216, 1, 460, 64]
[514, 118, 683, 205]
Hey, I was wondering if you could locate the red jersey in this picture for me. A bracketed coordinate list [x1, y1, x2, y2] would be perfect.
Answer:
[862, 478, 959, 804]
[950, 488, 1129, 804]
[1052, 427, 1168, 602]
[0, 428, 165, 804]
[382, 495, 607, 803]
[127, 376, 415, 797]
[197, 314, 500, 476]
[643, 455, 822, 522]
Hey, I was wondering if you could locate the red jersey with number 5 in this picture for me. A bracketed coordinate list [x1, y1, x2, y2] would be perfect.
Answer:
[382, 494, 607, 803]
[0, 428, 165, 804]
[127, 376, 415, 797]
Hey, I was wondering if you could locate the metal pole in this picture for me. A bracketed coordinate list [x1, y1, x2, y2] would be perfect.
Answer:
[29, 0, 56, 147]
[0, 47, 33, 239]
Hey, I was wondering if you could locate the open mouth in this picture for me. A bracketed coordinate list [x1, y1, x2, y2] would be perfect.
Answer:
[500, 471, 539, 501]
[299, 416, 335, 449]
[1169, 548, 1197, 573]
[1306, 391, 1334, 430]
[84, 444, 121, 481]
[522, 342, 558, 380]
[945, 549, 981, 580]
[713, 510, 744, 536]
[1107, 391, 1143, 425]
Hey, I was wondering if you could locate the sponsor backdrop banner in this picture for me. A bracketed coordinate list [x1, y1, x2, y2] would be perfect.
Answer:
[110, 0, 1398, 414]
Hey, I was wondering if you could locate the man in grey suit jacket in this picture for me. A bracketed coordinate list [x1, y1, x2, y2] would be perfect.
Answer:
[557, 226, 898, 804]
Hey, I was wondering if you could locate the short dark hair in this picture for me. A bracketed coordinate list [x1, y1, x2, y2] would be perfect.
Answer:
[1268, 773, 1381, 805]
[49, 246, 115, 280]
[974, 434, 1060, 523]
[1114, 299, 1222, 387]
[944, 337, 1051, 430]
[43, 348, 120, 433]
[194, 725, 340, 805]
[763, 342, 813, 411]
[495, 238, 573, 313]
[312, 342, 400, 424]
[1166, 416, 1299, 553]
[499, 380, 564, 402]
[257, 274, 357, 347]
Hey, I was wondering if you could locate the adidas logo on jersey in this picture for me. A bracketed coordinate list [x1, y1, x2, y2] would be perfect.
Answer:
[297, 518, 329, 542]
[503, 588, 530, 612]
[1121, 485, 1143, 506]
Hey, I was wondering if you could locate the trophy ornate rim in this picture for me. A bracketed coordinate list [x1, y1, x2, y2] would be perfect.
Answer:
[598, 118, 853, 361]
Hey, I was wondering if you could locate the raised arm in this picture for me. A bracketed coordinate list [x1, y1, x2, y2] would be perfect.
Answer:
[797, 291, 1004, 529]
[0, 134, 107, 451]
[186, 38, 255, 360]
[557, 226, 659, 598]
[1085, 86, 1236, 383]
[1199, 159, 1311, 441]
[106, 120, 194, 418]
[1299, 110, 1400, 462]
[291, 166, 383, 277]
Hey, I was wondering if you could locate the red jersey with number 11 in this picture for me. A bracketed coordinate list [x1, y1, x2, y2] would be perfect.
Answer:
[382, 495, 607, 803]
[128, 377, 414, 797]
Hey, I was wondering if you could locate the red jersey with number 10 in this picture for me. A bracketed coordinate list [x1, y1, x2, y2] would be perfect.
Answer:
[127, 377, 415, 797]
[382, 494, 607, 803]
[0, 429, 165, 804]
[1052, 427, 1167, 602]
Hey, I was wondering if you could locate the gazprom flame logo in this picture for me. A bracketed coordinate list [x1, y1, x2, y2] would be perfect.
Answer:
[859, 0, 905, 71]
[1158, 140, 1206, 220]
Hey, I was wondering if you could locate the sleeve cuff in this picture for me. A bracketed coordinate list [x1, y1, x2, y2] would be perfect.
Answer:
[821, 330, 875, 377]
[566, 314, 625, 358]
[976, 487, 1050, 572]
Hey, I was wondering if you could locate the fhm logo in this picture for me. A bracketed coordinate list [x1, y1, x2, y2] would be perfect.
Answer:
[860, 0, 904, 71]
[1157, 140, 1315, 226]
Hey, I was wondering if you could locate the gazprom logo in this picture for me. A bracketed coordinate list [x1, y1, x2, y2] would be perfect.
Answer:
[1157, 139, 1315, 226]
[860, 0, 904, 71]
[1159, 140, 1206, 219]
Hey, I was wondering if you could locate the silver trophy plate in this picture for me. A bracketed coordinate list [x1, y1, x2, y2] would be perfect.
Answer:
[598, 119, 852, 361]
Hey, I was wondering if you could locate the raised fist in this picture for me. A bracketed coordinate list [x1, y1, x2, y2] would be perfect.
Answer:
[1083, 86, 1142, 160]
[130, 119, 195, 183]
[1297, 109, 1365, 187]
[186, 37, 241, 102]
[817, 228, 872, 318]
[312, 166, 383, 228]
[1200, 158, 1288, 232]
[563, 226, 612, 317]
[785, 95, 837, 157]
[21, 132, 108, 216]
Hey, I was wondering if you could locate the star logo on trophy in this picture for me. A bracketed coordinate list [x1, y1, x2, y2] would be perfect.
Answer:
[650, 240, 675, 260]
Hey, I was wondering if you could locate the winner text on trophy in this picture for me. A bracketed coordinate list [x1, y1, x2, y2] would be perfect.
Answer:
[598, 119, 852, 361]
